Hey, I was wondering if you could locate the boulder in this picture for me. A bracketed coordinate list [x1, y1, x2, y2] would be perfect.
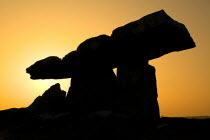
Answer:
[26, 51, 82, 79]
[77, 34, 115, 68]
[26, 56, 66, 79]
[28, 83, 66, 113]
[111, 10, 195, 62]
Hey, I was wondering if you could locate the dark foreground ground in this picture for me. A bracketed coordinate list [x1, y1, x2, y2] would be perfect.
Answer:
[0, 108, 209, 140]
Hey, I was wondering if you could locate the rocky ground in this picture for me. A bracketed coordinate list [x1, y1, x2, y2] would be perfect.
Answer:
[0, 108, 209, 140]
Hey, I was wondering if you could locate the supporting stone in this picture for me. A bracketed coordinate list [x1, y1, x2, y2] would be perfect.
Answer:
[116, 62, 160, 122]
[66, 68, 117, 115]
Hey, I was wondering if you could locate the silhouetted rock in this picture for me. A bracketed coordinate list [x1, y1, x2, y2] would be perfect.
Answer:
[28, 83, 66, 113]
[26, 35, 115, 79]
[111, 10, 195, 62]
[0, 9, 199, 140]
[26, 56, 66, 79]
[116, 64, 160, 122]
[61, 51, 82, 77]
[66, 69, 117, 115]
[76, 34, 115, 68]
[110, 10, 195, 123]
[25, 10, 196, 130]
[27, 10, 195, 75]
[144, 65, 160, 122]
[26, 51, 82, 79]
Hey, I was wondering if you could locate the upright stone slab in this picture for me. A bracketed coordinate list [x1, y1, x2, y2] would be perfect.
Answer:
[66, 68, 117, 115]
[116, 62, 159, 122]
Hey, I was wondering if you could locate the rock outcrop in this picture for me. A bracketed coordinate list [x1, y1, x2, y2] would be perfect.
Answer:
[26, 10, 195, 123]
[28, 83, 66, 113]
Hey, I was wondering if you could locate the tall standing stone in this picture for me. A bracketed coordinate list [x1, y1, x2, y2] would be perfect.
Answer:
[116, 62, 159, 122]
[66, 68, 117, 115]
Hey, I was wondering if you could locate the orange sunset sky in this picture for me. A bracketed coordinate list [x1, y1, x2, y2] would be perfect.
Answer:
[0, 0, 210, 117]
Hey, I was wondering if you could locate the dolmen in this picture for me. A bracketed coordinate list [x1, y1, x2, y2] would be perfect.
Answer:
[26, 10, 195, 123]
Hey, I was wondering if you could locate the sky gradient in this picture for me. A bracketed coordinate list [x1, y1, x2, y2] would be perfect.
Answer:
[0, 0, 210, 117]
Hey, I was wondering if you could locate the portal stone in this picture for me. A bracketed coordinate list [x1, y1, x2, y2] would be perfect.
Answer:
[116, 62, 159, 122]
[66, 68, 117, 115]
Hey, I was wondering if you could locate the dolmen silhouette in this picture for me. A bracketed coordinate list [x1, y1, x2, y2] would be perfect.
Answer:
[26, 10, 195, 123]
